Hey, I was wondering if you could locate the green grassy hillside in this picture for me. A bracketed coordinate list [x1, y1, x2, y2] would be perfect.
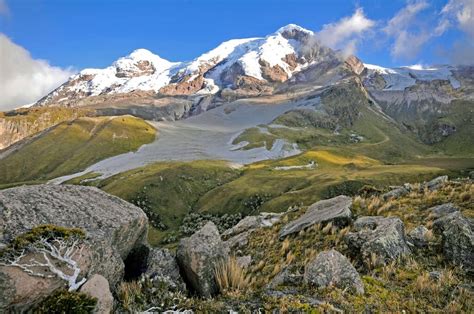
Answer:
[0, 115, 156, 186]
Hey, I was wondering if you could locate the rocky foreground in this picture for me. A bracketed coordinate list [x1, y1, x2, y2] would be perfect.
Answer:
[0, 176, 473, 312]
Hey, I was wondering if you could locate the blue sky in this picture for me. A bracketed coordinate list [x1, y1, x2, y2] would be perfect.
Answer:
[1, 0, 470, 69]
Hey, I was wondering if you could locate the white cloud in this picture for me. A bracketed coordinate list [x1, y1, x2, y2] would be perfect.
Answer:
[317, 8, 375, 57]
[0, 0, 9, 16]
[384, 0, 435, 60]
[441, 0, 474, 64]
[0, 34, 74, 111]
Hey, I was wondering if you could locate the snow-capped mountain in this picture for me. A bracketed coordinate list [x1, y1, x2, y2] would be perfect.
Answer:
[36, 24, 341, 106]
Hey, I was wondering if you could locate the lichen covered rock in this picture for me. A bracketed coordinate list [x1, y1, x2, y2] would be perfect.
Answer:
[304, 249, 364, 294]
[145, 248, 186, 292]
[176, 222, 229, 297]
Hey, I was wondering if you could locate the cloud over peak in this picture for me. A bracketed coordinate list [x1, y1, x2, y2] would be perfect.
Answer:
[0, 34, 75, 110]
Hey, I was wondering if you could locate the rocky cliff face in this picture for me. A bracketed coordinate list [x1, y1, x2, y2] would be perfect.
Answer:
[0, 108, 89, 150]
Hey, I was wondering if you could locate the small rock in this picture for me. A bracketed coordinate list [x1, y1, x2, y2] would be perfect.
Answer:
[424, 175, 448, 191]
[345, 216, 411, 266]
[429, 203, 459, 219]
[429, 271, 441, 281]
[224, 230, 252, 250]
[236, 255, 252, 269]
[382, 187, 408, 200]
[222, 213, 282, 239]
[176, 222, 229, 297]
[79, 274, 113, 314]
[267, 267, 303, 288]
[145, 248, 186, 292]
[433, 212, 473, 272]
[304, 249, 364, 294]
[408, 226, 429, 248]
[279, 195, 352, 239]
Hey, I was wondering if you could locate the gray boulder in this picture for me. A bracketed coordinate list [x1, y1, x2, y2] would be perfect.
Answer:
[145, 248, 186, 292]
[407, 226, 429, 248]
[424, 175, 448, 191]
[433, 212, 473, 272]
[345, 216, 411, 266]
[279, 195, 352, 239]
[176, 222, 229, 297]
[0, 184, 148, 311]
[304, 249, 364, 294]
[429, 203, 459, 219]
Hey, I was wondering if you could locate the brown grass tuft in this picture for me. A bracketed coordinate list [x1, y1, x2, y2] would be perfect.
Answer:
[214, 256, 250, 295]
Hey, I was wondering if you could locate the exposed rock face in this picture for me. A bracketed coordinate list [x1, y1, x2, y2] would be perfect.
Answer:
[176, 222, 229, 297]
[429, 203, 459, 219]
[433, 212, 473, 272]
[345, 216, 411, 266]
[0, 184, 148, 310]
[79, 274, 114, 314]
[345, 56, 365, 75]
[260, 59, 289, 82]
[408, 226, 429, 248]
[159, 75, 205, 96]
[304, 249, 364, 294]
[0, 108, 88, 150]
[279, 195, 352, 238]
[145, 248, 185, 292]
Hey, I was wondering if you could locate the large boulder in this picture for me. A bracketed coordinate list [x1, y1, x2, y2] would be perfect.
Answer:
[433, 212, 473, 272]
[279, 195, 352, 239]
[429, 203, 459, 219]
[345, 216, 411, 266]
[176, 222, 229, 298]
[382, 186, 409, 200]
[304, 249, 364, 294]
[79, 274, 114, 314]
[0, 184, 148, 311]
[145, 248, 186, 292]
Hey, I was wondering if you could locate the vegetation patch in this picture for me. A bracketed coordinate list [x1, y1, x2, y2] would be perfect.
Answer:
[33, 290, 97, 314]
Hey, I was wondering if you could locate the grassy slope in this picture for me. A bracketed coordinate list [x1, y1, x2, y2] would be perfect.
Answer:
[0, 115, 155, 185]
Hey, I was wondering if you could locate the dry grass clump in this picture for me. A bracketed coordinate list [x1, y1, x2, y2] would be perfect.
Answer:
[118, 281, 142, 312]
[214, 256, 250, 295]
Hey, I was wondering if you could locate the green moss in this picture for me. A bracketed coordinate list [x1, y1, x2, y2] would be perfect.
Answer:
[33, 290, 97, 314]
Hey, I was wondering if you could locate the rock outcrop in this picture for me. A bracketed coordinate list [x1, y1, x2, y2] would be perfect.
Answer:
[433, 212, 473, 272]
[79, 274, 114, 314]
[176, 222, 229, 297]
[345, 216, 411, 266]
[304, 249, 364, 294]
[0, 184, 148, 310]
[408, 226, 429, 248]
[279, 195, 352, 238]
[424, 176, 448, 191]
[145, 248, 185, 292]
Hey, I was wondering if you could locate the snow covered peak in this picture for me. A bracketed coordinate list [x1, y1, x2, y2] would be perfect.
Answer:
[276, 24, 314, 36]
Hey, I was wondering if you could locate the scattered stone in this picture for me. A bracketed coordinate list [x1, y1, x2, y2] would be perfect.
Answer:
[176, 222, 229, 297]
[345, 216, 411, 266]
[279, 195, 352, 239]
[222, 213, 282, 239]
[408, 226, 429, 248]
[224, 231, 252, 250]
[424, 175, 448, 191]
[433, 212, 473, 272]
[145, 248, 186, 292]
[79, 274, 113, 314]
[429, 203, 459, 219]
[267, 267, 303, 289]
[0, 185, 148, 311]
[304, 249, 364, 294]
[236, 255, 252, 269]
[382, 187, 408, 200]
[429, 271, 442, 281]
